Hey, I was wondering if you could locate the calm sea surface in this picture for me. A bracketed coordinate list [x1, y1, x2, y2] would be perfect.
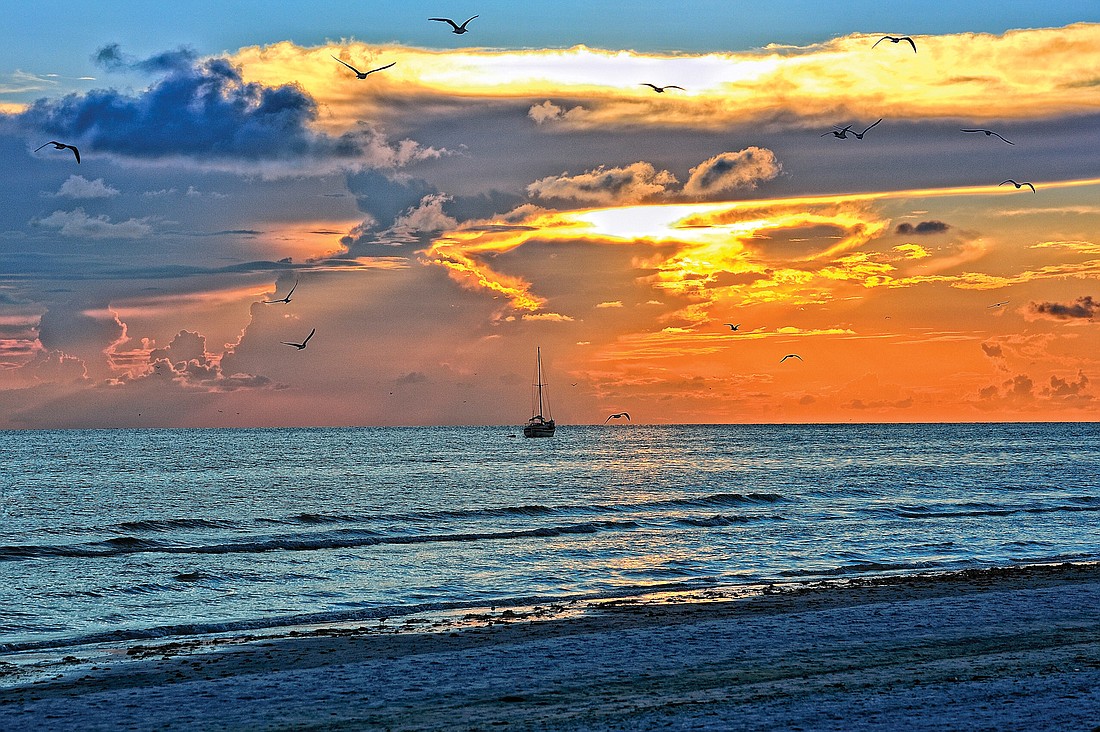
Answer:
[2, 423, 1098, 653]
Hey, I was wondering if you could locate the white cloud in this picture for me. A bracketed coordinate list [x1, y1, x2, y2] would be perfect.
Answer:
[527, 162, 677, 204]
[51, 175, 120, 199]
[528, 100, 588, 125]
[392, 194, 458, 233]
[36, 208, 153, 239]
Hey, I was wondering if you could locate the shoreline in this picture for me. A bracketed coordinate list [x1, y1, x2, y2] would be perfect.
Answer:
[3, 561, 1100, 730]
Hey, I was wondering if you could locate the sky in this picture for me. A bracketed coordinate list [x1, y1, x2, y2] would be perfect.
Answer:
[1, 1, 1099, 428]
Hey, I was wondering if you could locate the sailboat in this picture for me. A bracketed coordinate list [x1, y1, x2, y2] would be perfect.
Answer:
[523, 347, 556, 438]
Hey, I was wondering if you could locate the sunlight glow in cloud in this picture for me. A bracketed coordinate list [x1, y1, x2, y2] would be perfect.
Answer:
[231, 24, 1100, 133]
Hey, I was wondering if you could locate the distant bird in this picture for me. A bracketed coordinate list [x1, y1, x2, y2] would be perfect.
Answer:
[872, 35, 917, 53]
[780, 354, 803, 363]
[34, 141, 80, 163]
[987, 300, 1009, 309]
[605, 412, 630, 422]
[999, 179, 1036, 192]
[723, 323, 741, 331]
[281, 328, 315, 350]
[331, 57, 395, 79]
[852, 118, 883, 139]
[641, 83, 684, 93]
[822, 124, 853, 139]
[429, 15, 478, 33]
[961, 128, 1013, 145]
[263, 278, 298, 304]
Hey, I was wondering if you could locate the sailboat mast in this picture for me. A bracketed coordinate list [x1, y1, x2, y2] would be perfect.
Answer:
[536, 347, 544, 417]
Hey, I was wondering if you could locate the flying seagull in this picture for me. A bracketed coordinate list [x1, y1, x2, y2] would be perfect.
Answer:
[331, 57, 395, 79]
[987, 300, 1009, 309]
[999, 179, 1036, 192]
[822, 124, 853, 139]
[723, 323, 741, 331]
[872, 35, 917, 53]
[780, 354, 803, 363]
[429, 15, 478, 33]
[34, 141, 80, 163]
[605, 412, 631, 422]
[264, 278, 298, 304]
[852, 118, 883, 139]
[961, 128, 1014, 145]
[281, 328, 316, 350]
[641, 83, 684, 93]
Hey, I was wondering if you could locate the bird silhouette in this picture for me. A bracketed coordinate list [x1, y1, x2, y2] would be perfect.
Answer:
[724, 323, 741, 331]
[605, 412, 630, 422]
[962, 128, 1013, 144]
[852, 118, 883, 139]
[999, 179, 1035, 192]
[331, 57, 395, 79]
[780, 354, 803, 363]
[281, 328, 315, 350]
[987, 300, 1009, 309]
[34, 141, 80, 163]
[872, 35, 916, 53]
[429, 15, 478, 33]
[822, 125, 853, 139]
[641, 83, 684, 93]
[263, 278, 298, 304]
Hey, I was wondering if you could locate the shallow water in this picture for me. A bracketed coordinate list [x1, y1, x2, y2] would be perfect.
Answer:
[2, 423, 1097, 651]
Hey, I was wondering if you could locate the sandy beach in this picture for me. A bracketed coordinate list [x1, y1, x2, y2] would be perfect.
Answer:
[2, 563, 1099, 731]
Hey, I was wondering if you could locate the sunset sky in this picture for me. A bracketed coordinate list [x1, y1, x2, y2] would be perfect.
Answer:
[1, 1, 1098, 428]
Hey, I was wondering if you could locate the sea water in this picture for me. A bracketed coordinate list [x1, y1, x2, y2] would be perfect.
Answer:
[1, 423, 1098, 653]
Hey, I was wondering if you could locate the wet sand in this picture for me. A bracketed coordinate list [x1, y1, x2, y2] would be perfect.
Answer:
[3, 563, 1100, 731]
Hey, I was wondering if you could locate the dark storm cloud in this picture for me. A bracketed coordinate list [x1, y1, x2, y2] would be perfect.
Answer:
[981, 342, 1004, 358]
[15, 47, 369, 163]
[339, 174, 519, 254]
[147, 329, 275, 392]
[977, 374, 1035, 406]
[345, 171, 437, 231]
[1027, 295, 1098, 320]
[1043, 373, 1091, 402]
[164, 229, 264, 237]
[37, 304, 122, 355]
[93, 43, 198, 74]
[895, 220, 951, 235]
[443, 190, 526, 222]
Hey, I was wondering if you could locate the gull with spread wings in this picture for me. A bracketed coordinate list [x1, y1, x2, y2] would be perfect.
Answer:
[264, 278, 298, 304]
[641, 83, 684, 93]
[1000, 179, 1035, 192]
[605, 412, 631, 423]
[34, 141, 80, 163]
[430, 15, 478, 34]
[852, 118, 883, 139]
[332, 57, 395, 79]
[962, 128, 1014, 144]
[872, 35, 916, 52]
[281, 328, 316, 350]
[822, 124, 853, 139]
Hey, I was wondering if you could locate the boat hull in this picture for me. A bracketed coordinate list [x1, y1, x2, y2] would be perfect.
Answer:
[523, 420, 556, 438]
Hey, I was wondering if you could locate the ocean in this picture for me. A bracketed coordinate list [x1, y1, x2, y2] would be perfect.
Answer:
[1, 423, 1098, 655]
